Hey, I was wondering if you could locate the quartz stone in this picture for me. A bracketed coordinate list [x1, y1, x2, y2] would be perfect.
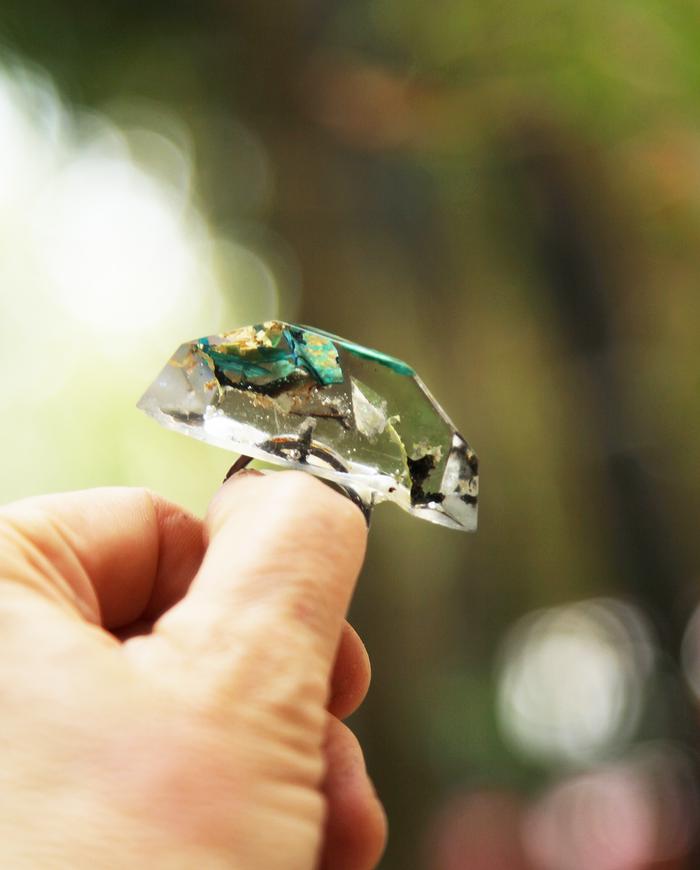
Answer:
[137, 321, 478, 531]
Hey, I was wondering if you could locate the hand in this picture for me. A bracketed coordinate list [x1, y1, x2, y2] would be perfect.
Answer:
[0, 471, 386, 869]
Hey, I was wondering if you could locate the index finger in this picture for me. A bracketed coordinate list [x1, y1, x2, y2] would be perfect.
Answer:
[0, 488, 204, 628]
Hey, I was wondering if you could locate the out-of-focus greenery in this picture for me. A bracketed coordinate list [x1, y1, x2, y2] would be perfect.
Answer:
[2, 2, 700, 867]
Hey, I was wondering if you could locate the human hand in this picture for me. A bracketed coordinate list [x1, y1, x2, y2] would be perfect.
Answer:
[0, 471, 386, 869]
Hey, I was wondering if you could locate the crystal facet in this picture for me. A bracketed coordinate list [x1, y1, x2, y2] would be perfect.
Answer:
[137, 321, 479, 531]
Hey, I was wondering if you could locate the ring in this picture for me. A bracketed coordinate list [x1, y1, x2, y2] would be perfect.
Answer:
[138, 320, 478, 531]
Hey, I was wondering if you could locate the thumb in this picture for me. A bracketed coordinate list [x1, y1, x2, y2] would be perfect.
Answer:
[150, 471, 368, 709]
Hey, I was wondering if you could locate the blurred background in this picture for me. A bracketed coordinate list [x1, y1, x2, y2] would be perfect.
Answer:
[1, 2, 700, 867]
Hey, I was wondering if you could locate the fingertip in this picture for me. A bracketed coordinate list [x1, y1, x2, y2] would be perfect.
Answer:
[267, 471, 370, 588]
[207, 469, 368, 568]
[270, 471, 369, 572]
[206, 469, 263, 535]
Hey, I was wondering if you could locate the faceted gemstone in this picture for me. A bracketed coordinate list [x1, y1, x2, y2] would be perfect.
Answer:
[137, 321, 479, 530]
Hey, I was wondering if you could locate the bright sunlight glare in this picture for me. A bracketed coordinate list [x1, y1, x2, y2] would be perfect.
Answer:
[0, 58, 280, 509]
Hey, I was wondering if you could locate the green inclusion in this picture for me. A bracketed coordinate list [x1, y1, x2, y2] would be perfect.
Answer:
[286, 327, 344, 385]
[196, 338, 295, 380]
[196, 327, 344, 386]
[300, 325, 415, 377]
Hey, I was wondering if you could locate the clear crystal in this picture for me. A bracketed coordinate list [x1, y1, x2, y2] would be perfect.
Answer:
[137, 321, 479, 531]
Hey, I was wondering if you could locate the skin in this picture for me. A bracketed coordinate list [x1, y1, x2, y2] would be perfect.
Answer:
[0, 470, 386, 869]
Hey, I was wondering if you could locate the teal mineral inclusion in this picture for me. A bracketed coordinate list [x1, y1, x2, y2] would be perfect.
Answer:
[137, 321, 479, 531]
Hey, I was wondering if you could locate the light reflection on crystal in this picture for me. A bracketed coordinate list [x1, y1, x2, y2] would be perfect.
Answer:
[138, 320, 478, 530]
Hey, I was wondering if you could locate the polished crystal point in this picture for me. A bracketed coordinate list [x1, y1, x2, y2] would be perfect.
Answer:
[137, 321, 478, 530]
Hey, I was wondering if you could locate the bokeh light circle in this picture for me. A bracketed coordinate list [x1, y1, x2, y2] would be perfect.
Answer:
[497, 598, 655, 765]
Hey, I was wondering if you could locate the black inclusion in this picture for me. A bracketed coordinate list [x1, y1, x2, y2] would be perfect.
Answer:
[164, 410, 204, 424]
[214, 365, 305, 396]
[407, 454, 444, 505]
